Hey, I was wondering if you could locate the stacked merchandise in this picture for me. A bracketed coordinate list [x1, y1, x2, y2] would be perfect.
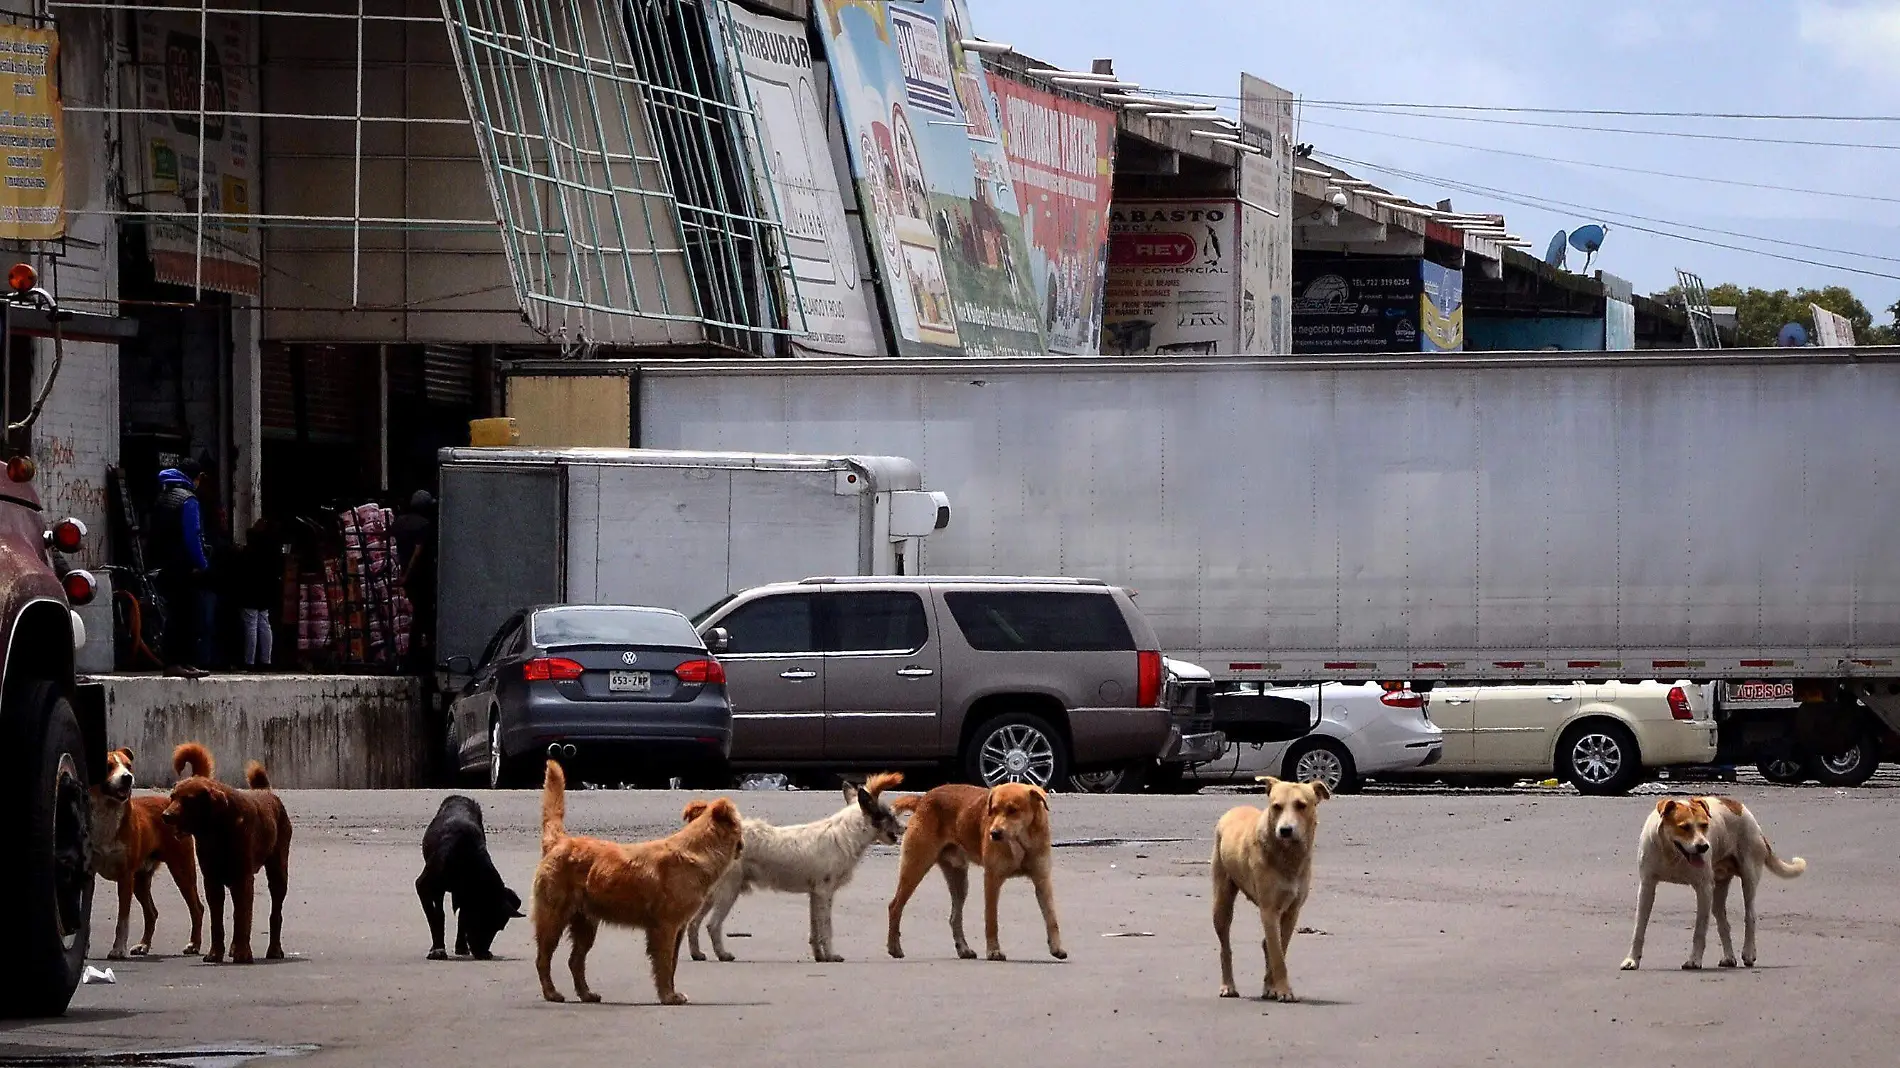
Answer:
[282, 504, 412, 671]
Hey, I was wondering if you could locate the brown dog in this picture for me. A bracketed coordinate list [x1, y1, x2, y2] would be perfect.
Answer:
[161, 747, 293, 964]
[88, 746, 204, 959]
[886, 782, 1065, 962]
[531, 759, 745, 1005]
[1211, 777, 1331, 1002]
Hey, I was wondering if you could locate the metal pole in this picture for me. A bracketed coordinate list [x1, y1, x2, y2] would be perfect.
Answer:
[194, 0, 209, 296]
[352, 0, 365, 305]
[377, 343, 389, 492]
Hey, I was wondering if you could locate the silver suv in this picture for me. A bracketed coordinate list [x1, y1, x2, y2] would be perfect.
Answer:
[695, 576, 1218, 789]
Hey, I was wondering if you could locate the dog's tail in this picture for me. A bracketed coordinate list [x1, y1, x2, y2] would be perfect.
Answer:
[172, 742, 215, 780]
[889, 793, 923, 815]
[541, 759, 568, 854]
[1763, 837, 1807, 879]
[864, 771, 905, 797]
[245, 761, 272, 790]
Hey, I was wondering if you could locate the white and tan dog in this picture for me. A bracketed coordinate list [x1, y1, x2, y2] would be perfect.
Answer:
[1210, 777, 1330, 1002]
[1621, 796, 1807, 972]
[689, 772, 906, 963]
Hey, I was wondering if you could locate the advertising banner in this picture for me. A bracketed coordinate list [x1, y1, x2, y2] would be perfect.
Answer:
[132, 11, 260, 295]
[721, 4, 885, 356]
[1238, 74, 1293, 354]
[1102, 200, 1240, 355]
[0, 24, 63, 240]
[1811, 303, 1856, 347]
[992, 76, 1114, 354]
[1292, 256, 1420, 353]
[815, 0, 1046, 357]
[1418, 259, 1464, 352]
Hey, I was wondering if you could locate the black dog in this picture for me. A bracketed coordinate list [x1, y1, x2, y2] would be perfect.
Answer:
[416, 795, 523, 960]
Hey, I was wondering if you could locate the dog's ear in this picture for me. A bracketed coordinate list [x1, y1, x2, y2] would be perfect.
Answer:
[842, 780, 861, 805]
[1657, 799, 1679, 817]
[707, 798, 741, 828]
[1307, 779, 1332, 802]
[115, 747, 136, 763]
[855, 784, 878, 816]
[1261, 776, 1283, 791]
[1030, 785, 1049, 810]
[681, 800, 712, 823]
[505, 889, 524, 918]
[1689, 798, 1711, 819]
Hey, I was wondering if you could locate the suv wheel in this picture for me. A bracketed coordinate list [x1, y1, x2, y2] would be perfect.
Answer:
[1560, 720, 1643, 795]
[966, 714, 1070, 790]
[1283, 738, 1360, 794]
[0, 683, 93, 1017]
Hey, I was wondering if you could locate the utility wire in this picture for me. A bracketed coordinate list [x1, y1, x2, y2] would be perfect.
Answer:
[1149, 90, 1900, 122]
[1314, 151, 1900, 281]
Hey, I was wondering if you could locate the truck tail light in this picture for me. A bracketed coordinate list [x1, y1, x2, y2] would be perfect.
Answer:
[62, 568, 96, 607]
[6, 454, 35, 482]
[1137, 650, 1163, 708]
[675, 658, 726, 686]
[1380, 688, 1424, 709]
[523, 657, 584, 682]
[46, 517, 85, 553]
[1668, 685, 1693, 720]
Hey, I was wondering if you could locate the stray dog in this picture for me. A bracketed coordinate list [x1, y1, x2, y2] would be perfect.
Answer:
[690, 772, 905, 963]
[161, 748, 294, 964]
[1210, 777, 1331, 1002]
[886, 782, 1065, 962]
[88, 746, 204, 959]
[1621, 796, 1807, 971]
[417, 795, 524, 960]
[531, 759, 744, 1004]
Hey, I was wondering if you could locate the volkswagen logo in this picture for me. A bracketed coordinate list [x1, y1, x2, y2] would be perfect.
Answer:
[620, 651, 638, 665]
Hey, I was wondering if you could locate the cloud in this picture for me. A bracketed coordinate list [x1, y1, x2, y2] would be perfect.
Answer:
[1800, 2, 1900, 81]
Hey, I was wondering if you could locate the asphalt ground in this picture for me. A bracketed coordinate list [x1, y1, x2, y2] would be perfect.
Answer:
[4, 777, 1897, 1067]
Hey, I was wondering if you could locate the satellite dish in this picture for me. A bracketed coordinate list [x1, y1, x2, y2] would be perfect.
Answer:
[1777, 322, 1809, 347]
[1568, 224, 1608, 272]
[1544, 230, 1568, 270]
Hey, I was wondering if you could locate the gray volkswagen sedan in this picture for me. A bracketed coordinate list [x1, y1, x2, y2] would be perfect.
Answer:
[445, 605, 734, 788]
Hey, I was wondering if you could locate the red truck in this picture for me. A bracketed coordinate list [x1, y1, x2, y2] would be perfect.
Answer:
[0, 263, 107, 1017]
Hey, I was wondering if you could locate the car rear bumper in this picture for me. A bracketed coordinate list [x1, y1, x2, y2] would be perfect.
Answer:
[503, 695, 735, 764]
[1641, 721, 1719, 767]
[1160, 728, 1226, 764]
[1069, 706, 1173, 766]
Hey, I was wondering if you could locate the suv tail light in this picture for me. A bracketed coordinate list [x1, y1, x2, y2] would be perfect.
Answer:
[1137, 650, 1164, 708]
[1667, 685, 1693, 720]
[523, 657, 584, 682]
[675, 658, 726, 686]
[1379, 689, 1424, 710]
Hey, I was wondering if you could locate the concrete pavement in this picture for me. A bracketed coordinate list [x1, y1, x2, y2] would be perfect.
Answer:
[4, 781, 1897, 1067]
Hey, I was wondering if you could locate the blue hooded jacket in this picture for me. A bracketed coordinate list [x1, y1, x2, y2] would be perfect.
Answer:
[155, 468, 211, 571]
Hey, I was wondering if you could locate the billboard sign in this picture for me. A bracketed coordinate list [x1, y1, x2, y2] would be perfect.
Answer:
[1292, 256, 1420, 353]
[0, 25, 63, 240]
[1102, 200, 1240, 355]
[722, 4, 886, 356]
[815, 0, 1046, 358]
[992, 76, 1115, 354]
[1419, 259, 1464, 352]
[1238, 74, 1293, 354]
[132, 11, 260, 295]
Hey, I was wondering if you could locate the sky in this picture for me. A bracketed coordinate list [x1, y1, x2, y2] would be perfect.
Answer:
[967, 0, 1900, 319]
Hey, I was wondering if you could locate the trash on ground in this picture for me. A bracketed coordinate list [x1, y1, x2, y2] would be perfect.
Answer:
[82, 965, 116, 984]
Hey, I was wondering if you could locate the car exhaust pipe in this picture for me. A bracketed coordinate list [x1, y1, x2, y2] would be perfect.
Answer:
[547, 742, 577, 759]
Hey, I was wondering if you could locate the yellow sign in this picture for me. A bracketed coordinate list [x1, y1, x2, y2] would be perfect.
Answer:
[0, 24, 63, 240]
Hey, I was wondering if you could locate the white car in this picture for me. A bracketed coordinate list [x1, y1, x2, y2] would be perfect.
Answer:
[1408, 680, 1718, 794]
[1185, 683, 1443, 793]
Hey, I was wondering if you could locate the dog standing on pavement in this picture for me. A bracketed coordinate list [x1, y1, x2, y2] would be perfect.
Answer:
[689, 772, 906, 963]
[88, 746, 204, 959]
[531, 759, 745, 1004]
[1210, 777, 1331, 1002]
[1620, 796, 1807, 971]
[886, 782, 1066, 963]
[417, 794, 523, 960]
[161, 746, 294, 964]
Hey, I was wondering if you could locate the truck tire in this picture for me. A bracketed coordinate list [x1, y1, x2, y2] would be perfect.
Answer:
[1757, 756, 1809, 785]
[1810, 734, 1881, 787]
[1559, 720, 1643, 796]
[964, 713, 1070, 790]
[0, 683, 93, 1017]
[1283, 737, 1361, 794]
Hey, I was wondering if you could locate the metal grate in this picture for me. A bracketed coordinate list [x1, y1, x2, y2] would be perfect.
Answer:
[1675, 268, 1722, 350]
[437, 0, 801, 348]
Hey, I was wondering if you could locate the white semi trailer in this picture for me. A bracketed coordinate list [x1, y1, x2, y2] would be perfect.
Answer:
[503, 349, 1900, 774]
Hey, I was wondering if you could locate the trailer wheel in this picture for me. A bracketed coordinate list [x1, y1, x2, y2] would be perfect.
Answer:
[1560, 720, 1643, 796]
[1810, 734, 1880, 787]
[0, 683, 93, 1018]
[964, 713, 1069, 790]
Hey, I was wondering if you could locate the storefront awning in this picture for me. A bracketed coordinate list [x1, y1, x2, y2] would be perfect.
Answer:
[6, 306, 139, 344]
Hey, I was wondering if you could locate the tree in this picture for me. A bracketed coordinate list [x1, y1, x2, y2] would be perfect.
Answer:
[1654, 283, 1896, 346]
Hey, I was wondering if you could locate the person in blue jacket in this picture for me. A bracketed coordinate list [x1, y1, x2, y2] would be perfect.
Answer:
[150, 462, 212, 677]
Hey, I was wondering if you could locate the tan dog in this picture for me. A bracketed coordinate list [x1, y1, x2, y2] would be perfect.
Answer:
[89, 746, 204, 959]
[1211, 777, 1331, 1002]
[531, 760, 744, 1005]
[886, 782, 1065, 962]
[161, 745, 294, 964]
[1621, 796, 1806, 972]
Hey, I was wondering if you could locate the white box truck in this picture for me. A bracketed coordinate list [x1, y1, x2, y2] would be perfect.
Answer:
[497, 349, 1900, 777]
[435, 447, 949, 666]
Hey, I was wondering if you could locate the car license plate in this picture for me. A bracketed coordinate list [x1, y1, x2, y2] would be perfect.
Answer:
[608, 670, 651, 693]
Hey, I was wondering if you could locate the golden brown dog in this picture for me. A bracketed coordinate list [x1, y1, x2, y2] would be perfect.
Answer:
[1211, 777, 1331, 1002]
[1621, 796, 1807, 971]
[886, 782, 1065, 962]
[161, 747, 293, 964]
[89, 746, 204, 959]
[531, 759, 745, 1005]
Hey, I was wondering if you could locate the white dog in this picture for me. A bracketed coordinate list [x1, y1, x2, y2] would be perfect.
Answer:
[688, 772, 906, 963]
[1620, 796, 1807, 972]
